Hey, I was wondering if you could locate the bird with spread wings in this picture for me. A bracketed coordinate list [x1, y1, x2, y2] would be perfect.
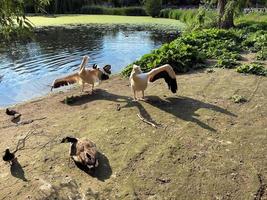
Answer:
[130, 64, 178, 101]
[51, 56, 111, 93]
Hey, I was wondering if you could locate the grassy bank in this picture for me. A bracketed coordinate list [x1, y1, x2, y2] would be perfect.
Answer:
[28, 15, 186, 29]
[0, 69, 266, 199]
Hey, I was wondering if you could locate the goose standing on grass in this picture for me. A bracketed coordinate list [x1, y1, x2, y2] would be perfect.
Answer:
[61, 136, 99, 171]
[130, 64, 178, 101]
[51, 56, 111, 93]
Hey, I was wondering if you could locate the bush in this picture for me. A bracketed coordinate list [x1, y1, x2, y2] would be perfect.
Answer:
[214, 58, 239, 69]
[159, 8, 217, 28]
[121, 38, 205, 76]
[236, 63, 267, 76]
[144, 0, 162, 17]
[80, 6, 146, 16]
[80, 6, 104, 14]
[230, 95, 247, 103]
[121, 27, 267, 77]
[256, 49, 267, 60]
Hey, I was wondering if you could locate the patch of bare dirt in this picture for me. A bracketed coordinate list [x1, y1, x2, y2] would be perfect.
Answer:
[0, 68, 266, 199]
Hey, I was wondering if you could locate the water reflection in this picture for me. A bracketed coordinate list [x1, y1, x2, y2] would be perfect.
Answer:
[0, 26, 178, 107]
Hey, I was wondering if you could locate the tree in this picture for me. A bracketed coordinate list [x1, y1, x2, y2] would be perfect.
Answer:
[144, 0, 162, 17]
[0, 0, 50, 39]
[205, 0, 249, 28]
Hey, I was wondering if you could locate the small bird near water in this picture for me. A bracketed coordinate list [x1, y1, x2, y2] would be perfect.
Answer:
[6, 108, 19, 116]
[5, 108, 21, 122]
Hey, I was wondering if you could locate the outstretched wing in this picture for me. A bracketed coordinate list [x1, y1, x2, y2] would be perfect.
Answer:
[51, 73, 81, 91]
[148, 64, 177, 93]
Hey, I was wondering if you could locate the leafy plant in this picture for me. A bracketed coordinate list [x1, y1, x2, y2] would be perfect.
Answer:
[230, 95, 247, 103]
[236, 63, 267, 76]
[256, 49, 267, 60]
[0, 0, 49, 40]
[122, 26, 266, 77]
[215, 58, 239, 69]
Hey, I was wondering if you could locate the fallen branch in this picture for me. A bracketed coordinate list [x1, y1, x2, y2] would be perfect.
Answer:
[137, 114, 158, 128]
[14, 129, 41, 153]
[17, 117, 47, 125]
[254, 173, 266, 200]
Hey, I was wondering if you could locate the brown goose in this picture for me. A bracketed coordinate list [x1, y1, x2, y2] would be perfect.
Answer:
[61, 136, 99, 171]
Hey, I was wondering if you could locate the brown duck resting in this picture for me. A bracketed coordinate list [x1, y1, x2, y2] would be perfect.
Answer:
[61, 136, 99, 171]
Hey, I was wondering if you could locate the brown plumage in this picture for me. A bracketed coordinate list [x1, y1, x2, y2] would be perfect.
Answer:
[130, 64, 178, 100]
[61, 136, 99, 171]
[51, 56, 111, 92]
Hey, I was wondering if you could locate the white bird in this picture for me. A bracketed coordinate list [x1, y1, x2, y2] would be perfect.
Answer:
[130, 64, 178, 100]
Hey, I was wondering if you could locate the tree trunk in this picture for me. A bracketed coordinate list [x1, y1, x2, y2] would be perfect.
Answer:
[217, 0, 234, 29]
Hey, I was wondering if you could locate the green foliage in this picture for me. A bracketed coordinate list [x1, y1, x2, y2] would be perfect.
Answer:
[0, 0, 49, 39]
[242, 30, 267, 50]
[80, 6, 146, 16]
[159, 8, 217, 28]
[144, 0, 162, 17]
[122, 27, 267, 77]
[159, 8, 198, 23]
[242, 29, 267, 61]
[121, 34, 206, 76]
[180, 29, 244, 59]
[236, 63, 267, 76]
[256, 49, 267, 61]
[230, 95, 247, 103]
[215, 58, 239, 69]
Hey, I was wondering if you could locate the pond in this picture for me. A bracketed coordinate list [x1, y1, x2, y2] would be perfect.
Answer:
[0, 25, 179, 107]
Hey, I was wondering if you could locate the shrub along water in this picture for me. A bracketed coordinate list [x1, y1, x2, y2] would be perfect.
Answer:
[236, 63, 267, 76]
[122, 24, 267, 77]
[159, 8, 217, 28]
[144, 0, 162, 17]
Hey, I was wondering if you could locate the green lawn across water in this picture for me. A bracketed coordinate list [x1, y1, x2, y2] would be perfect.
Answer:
[28, 15, 186, 29]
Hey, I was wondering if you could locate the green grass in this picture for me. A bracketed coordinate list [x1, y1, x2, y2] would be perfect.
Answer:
[28, 15, 186, 29]
[235, 13, 267, 26]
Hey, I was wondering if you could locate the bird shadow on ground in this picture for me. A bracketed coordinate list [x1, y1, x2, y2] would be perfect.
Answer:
[10, 158, 28, 182]
[63, 89, 159, 126]
[62, 89, 237, 132]
[145, 96, 237, 132]
[11, 115, 21, 124]
[73, 152, 112, 182]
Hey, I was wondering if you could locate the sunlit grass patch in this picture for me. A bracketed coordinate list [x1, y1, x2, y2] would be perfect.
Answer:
[28, 15, 186, 29]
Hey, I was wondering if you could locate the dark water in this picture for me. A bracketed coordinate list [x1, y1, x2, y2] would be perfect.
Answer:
[0, 26, 178, 107]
